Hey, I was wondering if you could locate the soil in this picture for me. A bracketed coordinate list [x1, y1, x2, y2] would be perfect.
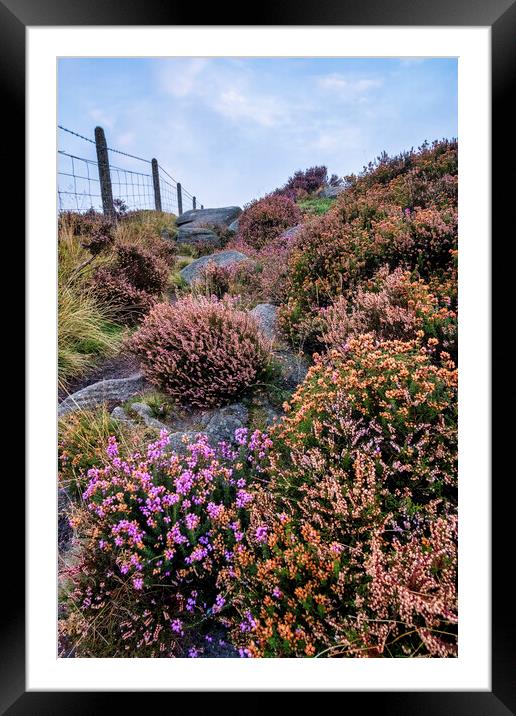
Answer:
[59, 352, 142, 401]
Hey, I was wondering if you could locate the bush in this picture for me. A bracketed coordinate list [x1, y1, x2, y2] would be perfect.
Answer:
[58, 406, 147, 497]
[114, 245, 169, 294]
[91, 245, 169, 325]
[127, 296, 271, 407]
[279, 140, 458, 350]
[91, 268, 158, 325]
[219, 335, 458, 657]
[319, 266, 457, 361]
[59, 429, 272, 657]
[237, 195, 301, 250]
[275, 166, 329, 198]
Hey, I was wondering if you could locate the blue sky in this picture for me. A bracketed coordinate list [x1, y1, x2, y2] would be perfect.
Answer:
[58, 57, 457, 210]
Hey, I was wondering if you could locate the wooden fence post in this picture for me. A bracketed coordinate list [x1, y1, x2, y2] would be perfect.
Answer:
[94, 126, 115, 219]
[193, 196, 196, 210]
[151, 158, 162, 212]
[177, 183, 183, 216]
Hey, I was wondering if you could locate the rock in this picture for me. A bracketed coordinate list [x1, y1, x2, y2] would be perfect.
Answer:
[130, 402, 169, 431]
[250, 303, 279, 342]
[165, 431, 203, 455]
[177, 226, 221, 247]
[274, 348, 309, 390]
[58, 374, 146, 417]
[319, 185, 345, 198]
[180, 250, 249, 285]
[228, 218, 239, 233]
[279, 224, 303, 242]
[203, 403, 249, 444]
[111, 406, 137, 426]
[176, 206, 242, 230]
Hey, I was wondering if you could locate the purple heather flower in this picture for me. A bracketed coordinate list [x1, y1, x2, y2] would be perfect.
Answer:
[132, 577, 144, 590]
[185, 513, 200, 531]
[255, 525, 268, 543]
[170, 619, 183, 634]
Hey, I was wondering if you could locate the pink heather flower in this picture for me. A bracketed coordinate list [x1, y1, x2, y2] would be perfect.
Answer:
[188, 647, 199, 658]
[272, 587, 282, 599]
[185, 513, 200, 531]
[236, 489, 253, 509]
[207, 502, 224, 520]
[255, 525, 268, 543]
[106, 436, 119, 459]
[234, 427, 248, 445]
[132, 577, 144, 590]
[170, 619, 183, 634]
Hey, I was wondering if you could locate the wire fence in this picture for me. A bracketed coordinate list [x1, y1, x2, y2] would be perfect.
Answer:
[57, 125, 203, 217]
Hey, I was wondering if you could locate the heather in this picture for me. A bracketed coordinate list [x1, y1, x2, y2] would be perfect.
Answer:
[237, 194, 301, 250]
[280, 140, 458, 350]
[127, 296, 271, 407]
[59, 429, 272, 657]
[59, 139, 458, 660]
[220, 336, 458, 657]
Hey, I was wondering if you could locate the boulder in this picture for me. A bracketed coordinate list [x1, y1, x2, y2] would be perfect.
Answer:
[228, 218, 239, 233]
[250, 303, 279, 342]
[203, 403, 249, 444]
[279, 224, 303, 243]
[275, 348, 310, 390]
[58, 374, 146, 417]
[176, 206, 242, 230]
[180, 250, 249, 285]
[177, 226, 221, 247]
[111, 406, 137, 426]
[319, 185, 345, 199]
[130, 401, 169, 430]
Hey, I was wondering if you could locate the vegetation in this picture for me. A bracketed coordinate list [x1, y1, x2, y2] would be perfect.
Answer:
[58, 140, 458, 659]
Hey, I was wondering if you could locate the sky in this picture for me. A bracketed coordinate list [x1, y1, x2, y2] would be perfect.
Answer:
[58, 57, 457, 210]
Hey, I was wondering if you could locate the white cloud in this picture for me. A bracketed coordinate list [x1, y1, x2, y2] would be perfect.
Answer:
[317, 74, 382, 100]
[88, 107, 115, 129]
[159, 58, 209, 97]
[213, 88, 286, 128]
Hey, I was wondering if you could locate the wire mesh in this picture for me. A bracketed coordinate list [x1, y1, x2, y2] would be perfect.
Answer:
[57, 125, 202, 216]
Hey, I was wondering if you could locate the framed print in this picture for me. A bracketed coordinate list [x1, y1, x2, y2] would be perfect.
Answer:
[6, 0, 513, 710]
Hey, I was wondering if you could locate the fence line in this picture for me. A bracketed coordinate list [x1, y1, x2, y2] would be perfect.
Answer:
[57, 125, 204, 216]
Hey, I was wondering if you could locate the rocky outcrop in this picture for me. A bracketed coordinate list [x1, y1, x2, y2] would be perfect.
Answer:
[180, 250, 249, 285]
[279, 224, 303, 242]
[250, 303, 279, 342]
[58, 374, 146, 417]
[250, 303, 309, 390]
[177, 226, 221, 247]
[176, 206, 242, 230]
[228, 218, 239, 233]
[319, 184, 345, 198]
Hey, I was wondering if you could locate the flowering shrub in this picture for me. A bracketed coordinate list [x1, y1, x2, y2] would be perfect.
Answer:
[91, 244, 169, 325]
[319, 266, 457, 361]
[114, 245, 169, 295]
[275, 165, 329, 198]
[127, 296, 270, 407]
[91, 268, 157, 325]
[280, 140, 458, 351]
[237, 195, 301, 250]
[60, 429, 273, 657]
[219, 335, 458, 657]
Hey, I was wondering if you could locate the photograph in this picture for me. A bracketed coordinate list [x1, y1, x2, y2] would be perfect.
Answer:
[56, 55, 460, 660]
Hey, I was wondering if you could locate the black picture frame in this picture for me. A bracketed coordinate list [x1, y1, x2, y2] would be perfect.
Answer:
[7, 0, 512, 710]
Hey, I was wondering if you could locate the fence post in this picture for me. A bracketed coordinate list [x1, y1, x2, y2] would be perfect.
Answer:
[201, 204, 204, 210]
[177, 183, 183, 216]
[94, 126, 115, 219]
[151, 158, 162, 212]
[193, 196, 196, 210]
